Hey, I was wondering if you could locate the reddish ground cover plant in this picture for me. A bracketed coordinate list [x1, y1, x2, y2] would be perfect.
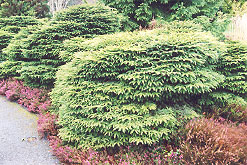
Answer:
[0, 78, 51, 113]
[37, 112, 58, 139]
[180, 118, 247, 164]
[48, 135, 183, 164]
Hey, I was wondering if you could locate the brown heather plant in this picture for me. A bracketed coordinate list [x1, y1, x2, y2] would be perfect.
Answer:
[180, 118, 247, 164]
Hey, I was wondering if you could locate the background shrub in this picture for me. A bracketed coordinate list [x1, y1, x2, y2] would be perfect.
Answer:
[199, 41, 247, 116]
[0, 31, 14, 61]
[3, 25, 42, 61]
[3, 4, 122, 87]
[54, 4, 121, 35]
[0, 16, 41, 33]
[217, 41, 247, 97]
[51, 21, 224, 150]
[0, 24, 42, 80]
[210, 105, 247, 123]
[180, 118, 247, 164]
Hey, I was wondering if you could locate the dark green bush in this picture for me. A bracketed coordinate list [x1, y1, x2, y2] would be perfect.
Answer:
[5, 4, 122, 87]
[3, 25, 42, 61]
[0, 61, 21, 79]
[0, 25, 43, 82]
[0, 16, 41, 33]
[217, 41, 247, 97]
[51, 22, 224, 150]
[54, 4, 121, 35]
[0, 26, 20, 33]
[200, 41, 247, 109]
[18, 62, 57, 88]
[200, 92, 247, 108]
[0, 31, 14, 61]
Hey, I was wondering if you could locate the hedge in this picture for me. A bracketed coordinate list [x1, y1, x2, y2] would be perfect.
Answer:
[3, 25, 42, 61]
[51, 21, 224, 150]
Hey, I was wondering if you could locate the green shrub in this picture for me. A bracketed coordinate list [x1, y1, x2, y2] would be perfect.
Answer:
[3, 25, 42, 61]
[59, 37, 88, 63]
[0, 31, 14, 61]
[0, 26, 21, 33]
[51, 22, 224, 150]
[211, 104, 247, 123]
[218, 41, 247, 97]
[0, 16, 41, 33]
[54, 4, 121, 35]
[199, 41, 247, 112]
[0, 16, 40, 27]
[200, 92, 247, 108]
[5, 4, 122, 87]
[0, 61, 21, 79]
[0, 25, 43, 82]
[18, 62, 57, 88]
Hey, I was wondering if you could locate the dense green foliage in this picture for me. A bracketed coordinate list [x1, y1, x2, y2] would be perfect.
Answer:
[0, 16, 41, 29]
[3, 25, 41, 61]
[51, 22, 225, 149]
[0, 16, 41, 34]
[54, 4, 121, 34]
[218, 41, 247, 97]
[0, 0, 49, 18]
[102, 0, 229, 34]
[59, 37, 88, 63]
[0, 31, 14, 61]
[2, 4, 122, 87]
[0, 16, 42, 62]
[101, 0, 172, 27]
[0, 61, 21, 79]
[200, 41, 247, 108]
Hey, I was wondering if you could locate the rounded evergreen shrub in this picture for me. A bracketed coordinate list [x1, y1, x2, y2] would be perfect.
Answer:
[51, 21, 224, 150]
[3, 25, 41, 61]
[54, 4, 121, 35]
[7, 4, 122, 87]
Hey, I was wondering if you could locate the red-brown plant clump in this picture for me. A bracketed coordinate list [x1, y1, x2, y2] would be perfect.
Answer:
[180, 118, 247, 164]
